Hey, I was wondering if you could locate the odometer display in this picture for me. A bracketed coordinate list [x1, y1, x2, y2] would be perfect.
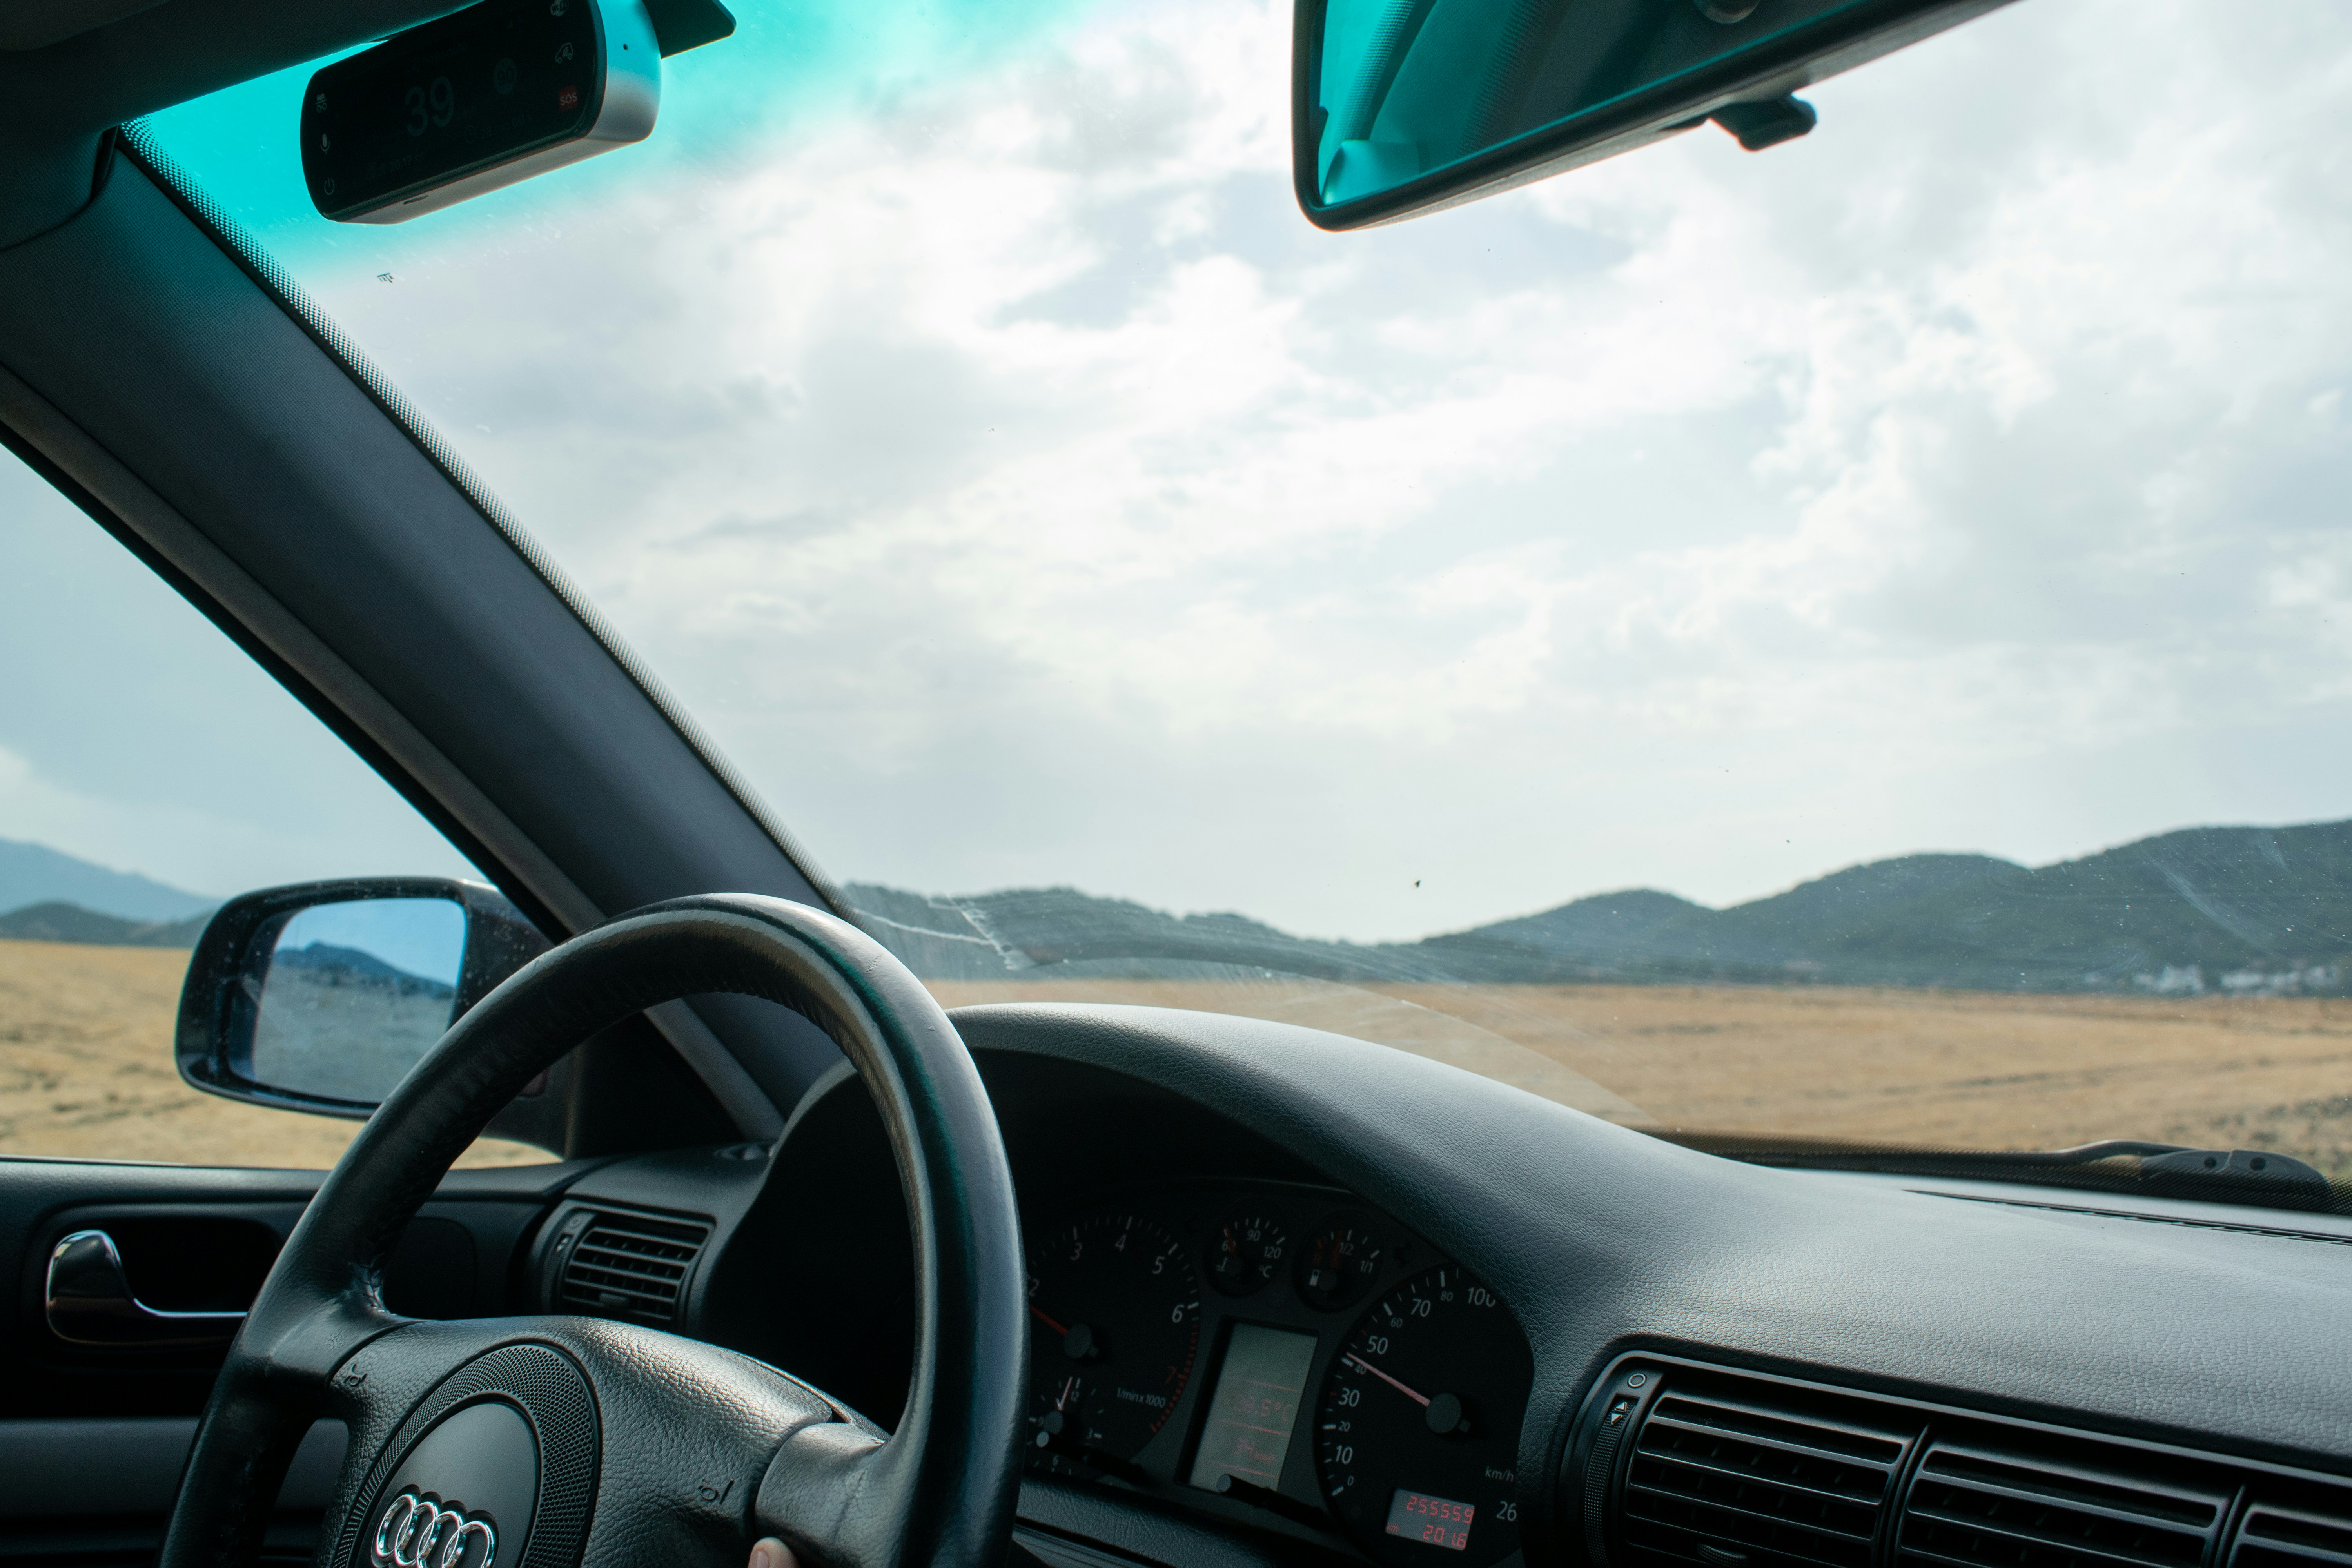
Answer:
[1316, 1267, 1531, 1566]
[1388, 1489, 1476, 1551]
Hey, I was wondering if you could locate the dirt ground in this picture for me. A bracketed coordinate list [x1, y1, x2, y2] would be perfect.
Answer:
[9, 937, 2350, 1178]
[929, 976, 2352, 1178]
[0, 938, 545, 1168]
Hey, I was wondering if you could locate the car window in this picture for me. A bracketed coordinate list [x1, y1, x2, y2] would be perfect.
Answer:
[140, 0, 2352, 1181]
[0, 449, 546, 1168]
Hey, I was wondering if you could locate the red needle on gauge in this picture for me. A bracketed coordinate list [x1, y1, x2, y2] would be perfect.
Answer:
[1031, 1304, 1071, 1337]
[1346, 1352, 1432, 1407]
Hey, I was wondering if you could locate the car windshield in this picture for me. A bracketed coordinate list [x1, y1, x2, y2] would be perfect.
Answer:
[133, 0, 2352, 1175]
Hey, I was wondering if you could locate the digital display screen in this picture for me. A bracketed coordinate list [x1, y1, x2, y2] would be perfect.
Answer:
[1386, 1489, 1475, 1552]
[302, 0, 602, 220]
[1185, 1323, 1319, 1491]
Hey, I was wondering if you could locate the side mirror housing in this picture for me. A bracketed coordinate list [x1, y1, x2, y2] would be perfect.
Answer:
[176, 878, 551, 1119]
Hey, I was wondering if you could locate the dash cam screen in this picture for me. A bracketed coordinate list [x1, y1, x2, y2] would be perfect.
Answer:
[301, 0, 602, 220]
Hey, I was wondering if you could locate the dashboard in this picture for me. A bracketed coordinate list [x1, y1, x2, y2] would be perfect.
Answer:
[10, 998, 2352, 1568]
[9, 1022, 2349, 1568]
[524, 1020, 1550, 1567]
[518, 1000, 2352, 1568]
[1018, 1181, 1530, 1566]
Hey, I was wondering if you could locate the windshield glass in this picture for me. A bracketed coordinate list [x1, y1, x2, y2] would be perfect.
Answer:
[140, 0, 2352, 1176]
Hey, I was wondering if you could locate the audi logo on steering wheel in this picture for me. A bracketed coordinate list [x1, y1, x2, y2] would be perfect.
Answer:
[372, 1490, 498, 1568]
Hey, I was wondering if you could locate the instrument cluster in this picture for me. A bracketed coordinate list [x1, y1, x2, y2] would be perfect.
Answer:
[1023, 1182, 1532, 1566]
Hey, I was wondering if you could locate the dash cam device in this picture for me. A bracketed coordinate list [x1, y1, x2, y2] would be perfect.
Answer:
[301, 0, 661, 224]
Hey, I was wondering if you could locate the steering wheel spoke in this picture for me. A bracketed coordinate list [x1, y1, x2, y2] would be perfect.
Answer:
[757, 1416, 901, 1568]
[159, 896, 1027, 1568]
[258, 1294, 401, 1393]
[321, 1319, 520, 1442]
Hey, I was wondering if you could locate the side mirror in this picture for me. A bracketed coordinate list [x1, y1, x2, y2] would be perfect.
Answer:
[176, 878, 550, 1117]
[1294, 0, 2015, 229]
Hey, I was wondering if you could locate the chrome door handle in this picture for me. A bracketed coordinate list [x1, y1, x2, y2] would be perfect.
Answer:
[45, 1229, 247, 1347]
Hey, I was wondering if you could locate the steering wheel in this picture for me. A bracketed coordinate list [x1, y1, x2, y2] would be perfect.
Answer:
[156, 895, 1028, 1568]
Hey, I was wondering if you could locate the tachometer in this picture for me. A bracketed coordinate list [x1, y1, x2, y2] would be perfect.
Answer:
[1314, 1266, 1531, 1566]
[1025, 1211, 1201, 1476]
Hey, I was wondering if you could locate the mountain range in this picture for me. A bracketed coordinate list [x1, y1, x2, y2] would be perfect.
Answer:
[0, 900, 211, 947]
[848, 819, 2352, 996]
[273, 941, 457, 999]
[7, 822, 2350, 995]
[0, 837, 214, 922]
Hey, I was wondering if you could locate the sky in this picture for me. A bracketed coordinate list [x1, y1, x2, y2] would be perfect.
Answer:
[0, 459, 481, 897]
[274, 897, 468, 984]
[3, 0, 2350, 942]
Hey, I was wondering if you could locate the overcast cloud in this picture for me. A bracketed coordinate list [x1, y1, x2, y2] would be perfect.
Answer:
[7, 0, 2350, 937]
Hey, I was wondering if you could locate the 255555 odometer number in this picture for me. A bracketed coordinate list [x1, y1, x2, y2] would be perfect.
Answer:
[1315, 1267, 1531, 1566]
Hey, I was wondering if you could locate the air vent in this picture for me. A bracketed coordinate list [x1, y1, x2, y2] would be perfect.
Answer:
[555, 1210, 709, 1326]
[2231, 1503, 2352, 1568]
[1580, 1356, 2352, 1568]
[1898, 1443, 2230, 1568]
[1621, 1387, 1916, 1568]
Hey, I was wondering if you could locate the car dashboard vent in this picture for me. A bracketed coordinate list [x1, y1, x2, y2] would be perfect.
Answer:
[554, 1209, 710, 1326]
[1619, 1386, 1916, 1568]
[1574, 1358, 2352, 1568]
[1898, 1443, 2229, 1568]
[2231, 1504, 2352, 1568]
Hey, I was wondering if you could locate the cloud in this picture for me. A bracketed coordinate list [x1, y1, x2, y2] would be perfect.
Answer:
[142, 0, 2352, 938]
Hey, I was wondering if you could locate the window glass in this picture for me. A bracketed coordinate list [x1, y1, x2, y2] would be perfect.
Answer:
[142, 0, 2352, 1175]
[0, 450, 544, 1167]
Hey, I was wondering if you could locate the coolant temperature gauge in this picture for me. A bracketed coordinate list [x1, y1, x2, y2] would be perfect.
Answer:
[1207, 1211, 1290, 1296]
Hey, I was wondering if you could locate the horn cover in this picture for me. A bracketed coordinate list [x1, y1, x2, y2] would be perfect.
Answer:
[336, 1343, 595, 1568]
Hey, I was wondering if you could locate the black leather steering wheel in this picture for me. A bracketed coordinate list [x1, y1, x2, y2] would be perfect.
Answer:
[157, 895, 1028, 1568]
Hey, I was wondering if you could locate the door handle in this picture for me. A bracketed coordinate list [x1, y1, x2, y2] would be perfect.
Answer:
[45, 1229, 247, 1347]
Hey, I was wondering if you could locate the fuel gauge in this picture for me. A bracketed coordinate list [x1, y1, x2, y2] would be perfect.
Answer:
[1298, 1214, 1383, 1310]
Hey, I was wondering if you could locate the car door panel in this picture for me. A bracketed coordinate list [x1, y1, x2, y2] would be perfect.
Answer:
[0, 1416, 346, 1567]
[0, 1156, 599, 1562]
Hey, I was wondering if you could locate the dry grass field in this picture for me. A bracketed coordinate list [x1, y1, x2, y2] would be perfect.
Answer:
[10, 937, 2350, 1178]
[0, 938, 546, 1168]
[929, 976, 2352, 1179]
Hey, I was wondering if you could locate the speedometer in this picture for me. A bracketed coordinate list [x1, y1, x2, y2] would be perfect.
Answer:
[1314, 1266, 1532, 1566]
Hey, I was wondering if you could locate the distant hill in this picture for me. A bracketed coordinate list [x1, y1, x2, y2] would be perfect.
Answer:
[0, 900, 209, 947]
[10, 821, 2347, 995]
[0, 837, 214, 922]
[272, 940, 456, 1000]
[847, 820, 2352, 996]
[1410, 826, 2352, 991]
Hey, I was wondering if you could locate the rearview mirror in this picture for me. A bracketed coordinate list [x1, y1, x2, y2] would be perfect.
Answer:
[177, 878, 550, 1116]
[1294, 0, 2016, 229]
